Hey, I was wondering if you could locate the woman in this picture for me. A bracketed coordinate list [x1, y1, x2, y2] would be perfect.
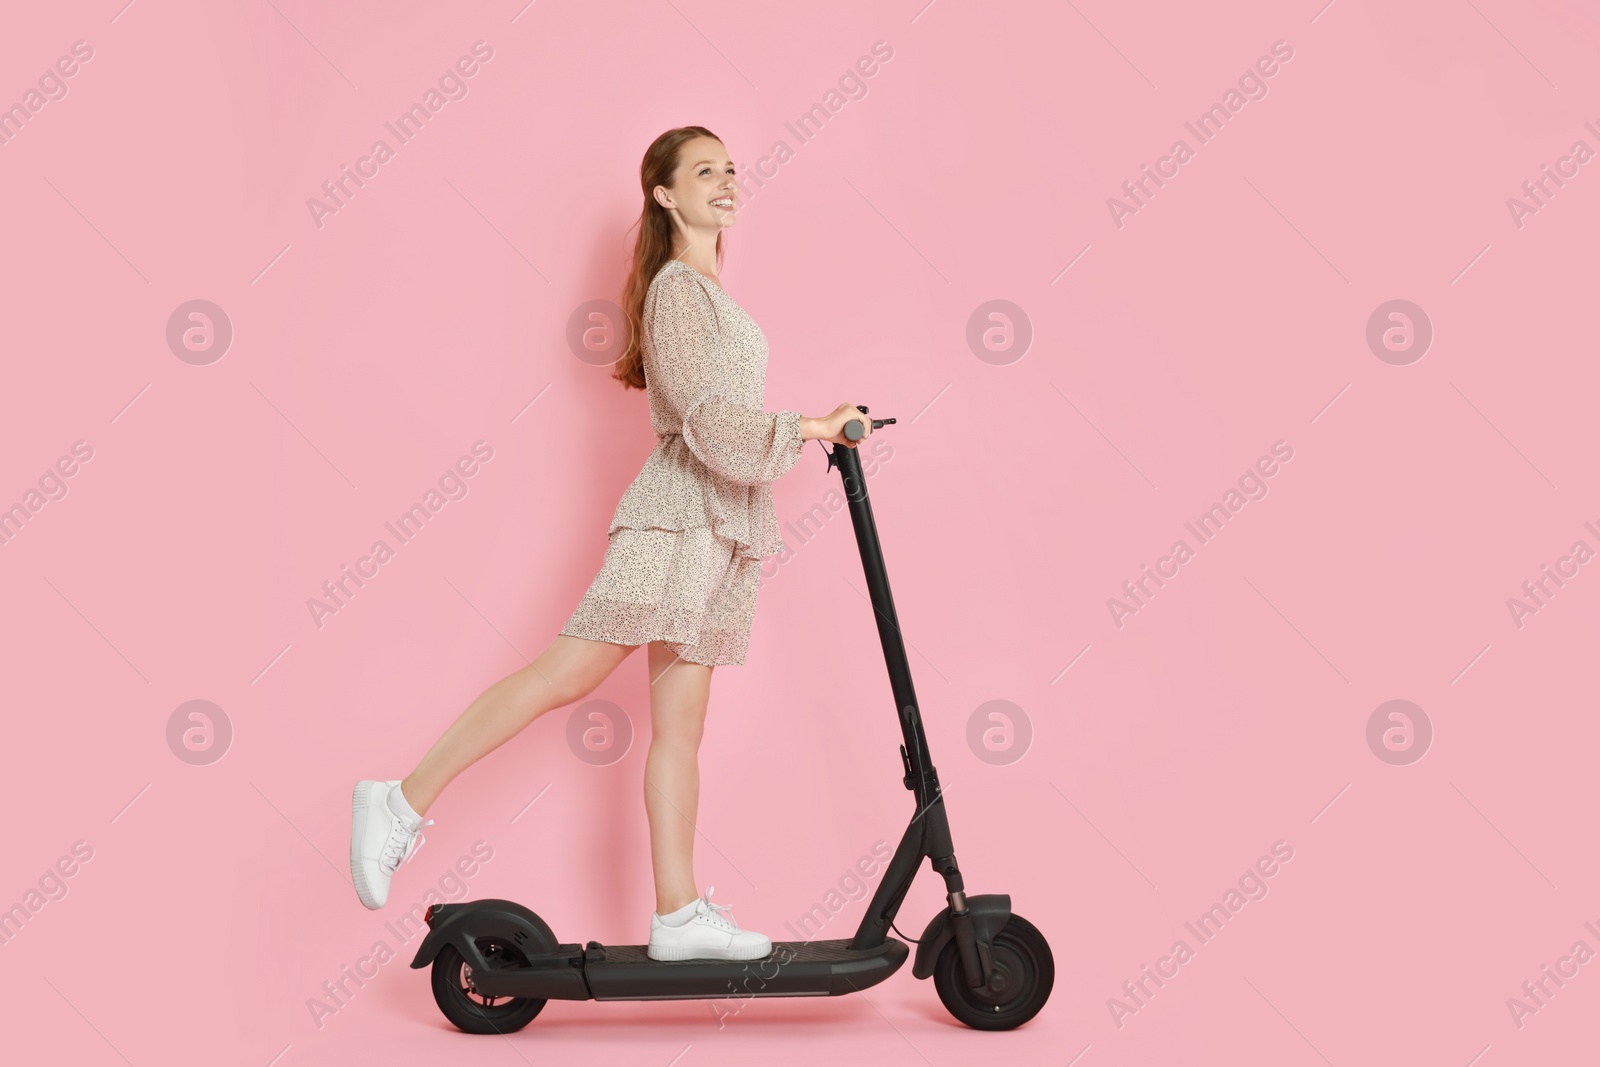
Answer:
[349, 126, 872, 963]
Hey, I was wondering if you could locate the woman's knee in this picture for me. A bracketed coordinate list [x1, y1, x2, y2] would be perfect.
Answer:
[535, 638, 631, 708]
[510, 663, 573, 712]
[651, 706, 707, 749]
[539, 668, 603, 710]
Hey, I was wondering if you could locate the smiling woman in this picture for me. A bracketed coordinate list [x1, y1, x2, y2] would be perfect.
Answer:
[350, 123, 872, 972]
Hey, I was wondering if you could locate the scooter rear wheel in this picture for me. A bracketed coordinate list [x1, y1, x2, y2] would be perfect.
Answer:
[932, 913, 1054, 1030]
[431, 938, 547, 1034]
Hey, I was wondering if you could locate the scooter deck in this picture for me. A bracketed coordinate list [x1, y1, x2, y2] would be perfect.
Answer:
[471, 937, 910, 1002]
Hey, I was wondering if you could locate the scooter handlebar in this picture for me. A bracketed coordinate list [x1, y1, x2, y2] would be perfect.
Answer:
[843, 404, 896, 441]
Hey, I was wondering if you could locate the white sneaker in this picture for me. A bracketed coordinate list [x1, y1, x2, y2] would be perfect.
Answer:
[647, 886, 773, 961]
[350, 780, 431, 909]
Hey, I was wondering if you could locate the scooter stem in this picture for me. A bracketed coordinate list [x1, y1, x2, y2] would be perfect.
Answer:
[825, 422, 938, 812]
[828, 422, 981, 979]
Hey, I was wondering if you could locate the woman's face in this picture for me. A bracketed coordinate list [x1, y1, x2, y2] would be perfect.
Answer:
[657, 136, 737, 231]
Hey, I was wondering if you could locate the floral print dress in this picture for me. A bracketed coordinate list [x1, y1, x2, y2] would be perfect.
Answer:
[558, 258, 807, 665]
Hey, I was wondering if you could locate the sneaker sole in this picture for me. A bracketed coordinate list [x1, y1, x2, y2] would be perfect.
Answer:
[646, 942, 773, 962]
[350, 781, 383, 910]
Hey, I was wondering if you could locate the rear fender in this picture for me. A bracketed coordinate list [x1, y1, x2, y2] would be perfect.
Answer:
[408, 898, 560, 971]
[910, 893, 1012, 980]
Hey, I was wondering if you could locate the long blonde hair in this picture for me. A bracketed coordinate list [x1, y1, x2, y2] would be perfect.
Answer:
[612, 126, 726, 391]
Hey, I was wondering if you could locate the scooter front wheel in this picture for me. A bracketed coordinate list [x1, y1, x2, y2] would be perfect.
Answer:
[932, 913, 1054, 1030]
[431, 938, 547, 1034]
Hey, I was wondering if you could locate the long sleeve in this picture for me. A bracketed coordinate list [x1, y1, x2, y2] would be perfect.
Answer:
[646, 268, 805, 487]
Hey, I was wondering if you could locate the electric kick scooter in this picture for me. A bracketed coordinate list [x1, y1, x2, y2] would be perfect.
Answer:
[410, 409, 1055, 1032]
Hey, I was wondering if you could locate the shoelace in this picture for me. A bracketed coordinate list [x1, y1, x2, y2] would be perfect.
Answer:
[697, 885, 739, 931]
[379, 816, 433, 874]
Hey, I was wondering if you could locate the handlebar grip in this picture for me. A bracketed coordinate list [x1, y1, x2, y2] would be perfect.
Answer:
[843, 414, 897, 441]
[845, 403, 868, 442]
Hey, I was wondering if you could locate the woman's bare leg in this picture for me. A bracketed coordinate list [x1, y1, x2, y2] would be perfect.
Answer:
[401, 635, 638, 815]
[643, 640, 713, 915]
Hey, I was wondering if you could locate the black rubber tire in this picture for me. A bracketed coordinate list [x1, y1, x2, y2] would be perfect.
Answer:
[430, 939, 547, 1035]
[932, 913, 1054, 1031]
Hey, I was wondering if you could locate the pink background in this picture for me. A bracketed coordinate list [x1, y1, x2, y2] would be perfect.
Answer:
[3, 0, 1598, 1063]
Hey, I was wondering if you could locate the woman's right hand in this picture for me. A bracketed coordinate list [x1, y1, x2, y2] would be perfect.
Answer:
[803, 404, 874, 448]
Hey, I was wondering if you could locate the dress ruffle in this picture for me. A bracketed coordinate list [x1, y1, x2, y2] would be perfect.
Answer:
[606, 431, 799, 561]
[560, 526, 758, 665]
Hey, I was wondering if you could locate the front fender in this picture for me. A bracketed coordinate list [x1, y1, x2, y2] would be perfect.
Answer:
[408, 898, 560, 971]
[910, 893, 1012, 980]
